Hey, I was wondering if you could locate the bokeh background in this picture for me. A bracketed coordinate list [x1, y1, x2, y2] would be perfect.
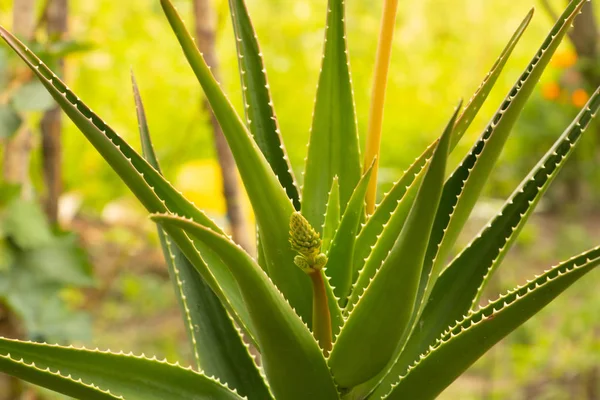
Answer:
[0, 0, 599, 398]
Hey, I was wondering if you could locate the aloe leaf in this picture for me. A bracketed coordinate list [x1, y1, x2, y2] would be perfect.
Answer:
[417, 0, 587, 314]
[152, 215, 340, 400]
[351, 145, 431, 279]
[0, 355, 119, 400]
[132, 73, 271, 399]
[160, 0, 316, 325]
[322, 176, 340, 253]
[227, 0, 300, 209]
[326, 164, 374, 304]
[384, 248, 600, 400]
[451, 8, 534, 147]
[328, 104, 459, 389]
[0, 338, 244, 400]
[0, 25, 257, 345]
[345, 164, 426, 314]
[373, 86, 600, 399]
[302, 0, 361, 232]
[351, 9, 533, 280]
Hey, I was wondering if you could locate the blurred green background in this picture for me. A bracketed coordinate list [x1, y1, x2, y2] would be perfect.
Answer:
[0, 0, 599, 398]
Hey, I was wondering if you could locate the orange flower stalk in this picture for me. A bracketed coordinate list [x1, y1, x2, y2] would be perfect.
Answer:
[364, 0, 400, 215]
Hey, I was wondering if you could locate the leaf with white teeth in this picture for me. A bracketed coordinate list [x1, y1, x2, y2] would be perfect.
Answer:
[352, 8, 533, 282]
[416, 0, 588, 317]
[0, 354, 120, 400]
[345, 162, 425, 315]
[132, 73, 271, 399]
[329, 104, 459, 389]
[152, 214, 340, 400]
[384, 247, 600, 400]
[373, 86, 600, 400]
[326, 164, 374, 304]
[228, 0, 300, 209]
[0, 24, 255, 347]
[164, 0, 316, 329]
[302, 0, 361, 233]
[0, 338, 244, 400]
[322, 176, 341, 253]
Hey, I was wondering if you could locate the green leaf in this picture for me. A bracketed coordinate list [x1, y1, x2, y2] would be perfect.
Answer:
[373, 85, 600, 399]
[19, 234, 94, 287]
[351, 146, 430, 281]
[302, 0, 361, 232]
[227, 0, 300, 209]
[450, 8, 534, 147]
[0, 338, 243, 400]
[326, 164, 373, 304]
[0, 354, 119, 400]
[322, 176, 340, 253]
[11, 80, 55, 111]
[2, 199, 53, 249]
[0, 104, 21, 138]
[345, 165, 425, 314]
[417, 0, 587, 314]
[160, 0, 315, 326]
[384, 247, 600, 400]
[132, 73, 271, 399]
[328, 104, 459, 389]
[0, 25, 254, 345]
[350, 8, 532, 282]
[152, 215, 340, 400]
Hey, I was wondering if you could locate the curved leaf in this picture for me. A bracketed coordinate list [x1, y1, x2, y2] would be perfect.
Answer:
[374, 85, 600, 399]
[152, 215, 340, 400]
[326, 164, 374, 304]
[0, 25, 255, 345]
[345, 164, 425, 314]
[228, 0, 300, 209]
[417, 0, 587, 315]
[160, 0, 315, 326]
[0, 354, 119, 400]
[328, 104, 458, 389]
[384, 248, 600, 399]
[132, 73, 271, 399]
[322, 176, 340, 253]
[302, 0, 361, 232]
[0, 338, 243, 400]
[352, 8, 533, 282]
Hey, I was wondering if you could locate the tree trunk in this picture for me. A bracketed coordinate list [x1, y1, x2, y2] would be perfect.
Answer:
[40, 0, 68, 225]
[192, 0, 251, 251]
[3, 0, 36, 199]
[568, 1, 599, 88]
[0, 2, 36, 397]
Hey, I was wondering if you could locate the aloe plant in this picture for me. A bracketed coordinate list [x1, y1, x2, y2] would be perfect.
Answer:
[0, 0, 598, 399]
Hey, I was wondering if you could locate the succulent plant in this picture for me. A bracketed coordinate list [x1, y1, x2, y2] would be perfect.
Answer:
[0, 0, 598, 399]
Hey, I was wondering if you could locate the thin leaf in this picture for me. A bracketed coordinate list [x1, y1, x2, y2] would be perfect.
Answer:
[451, 8, 534, 147]
[132, 73, 271, 399]
[374, 85, 600, 399]
[417, 0, 587, 315]
[0, 103, 22, 138]
[160, 0, 315, 325]
[328, 104, 459, 389]
[326, 164, 374, 304]
[228, 0, 300, 209]
[0, 338, 244, 400]
[351, 8, 533, 280]
[384, 248, 600, 399]
[152, 215, 340, 400]
[0, 25, 255, 344]
[0, 354, 119, 400]
[322, 176, 340, 253]
[345, 164, 425, 314]
[302, 0, 361, 232]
